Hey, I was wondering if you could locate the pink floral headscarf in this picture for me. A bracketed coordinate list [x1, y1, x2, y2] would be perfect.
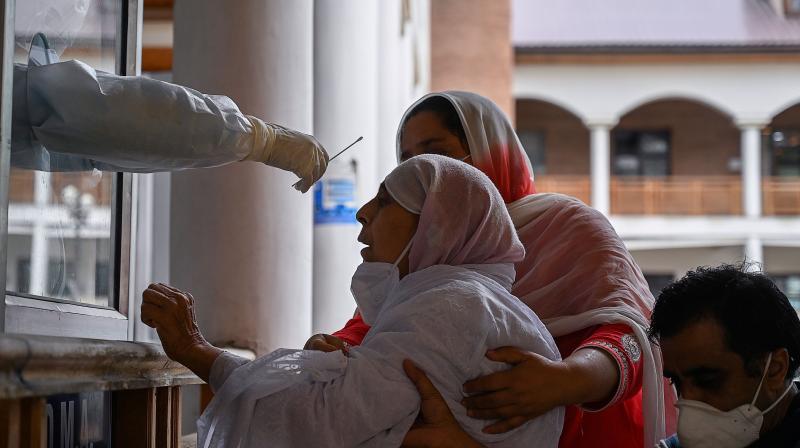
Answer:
[395, 92, 670, 446]
[397, 91, 536, 204]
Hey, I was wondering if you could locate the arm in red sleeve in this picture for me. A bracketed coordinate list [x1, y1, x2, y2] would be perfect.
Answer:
[331, 312, 372, 347]
[577, 323, 643, 411]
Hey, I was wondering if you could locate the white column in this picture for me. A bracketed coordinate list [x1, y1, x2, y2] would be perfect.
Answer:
[171, 0, 314, 354]
[589, 123, 613, 215]
[29, 171, 51, 296]
[377, 0, 432, 178]
[377, 0, 405, 180]
[312, 0, 380, 334]
[740, 124, 764, 218]
[745, 237, 764, 271]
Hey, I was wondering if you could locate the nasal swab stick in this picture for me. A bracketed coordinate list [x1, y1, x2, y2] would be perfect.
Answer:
[293, 136, 363, 190]
[329, 136, 364, 162]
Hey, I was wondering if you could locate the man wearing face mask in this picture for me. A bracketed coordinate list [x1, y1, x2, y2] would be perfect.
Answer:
[649, 264, 800, 448]
[399, 264, 800, 448]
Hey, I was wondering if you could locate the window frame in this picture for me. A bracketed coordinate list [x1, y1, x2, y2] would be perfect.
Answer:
[785, 0, 800, 16]
[612, 129, 672, 177]
[517, 129, 547, 176]
[0, 0, 140, 340]
[770, 273, 800, 312]
[769, 128, 800, 177]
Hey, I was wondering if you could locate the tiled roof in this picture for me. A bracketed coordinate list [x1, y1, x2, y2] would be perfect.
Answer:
[513, 0, 800, 51]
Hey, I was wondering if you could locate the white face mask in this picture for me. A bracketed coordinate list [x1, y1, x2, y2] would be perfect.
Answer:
[676, 353, 795, 448]
[350, 239, 413, 325]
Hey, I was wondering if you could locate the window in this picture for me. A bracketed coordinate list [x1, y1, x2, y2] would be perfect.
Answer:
[769, 130, 800, 177]
[786, 0, 800, 15]
[644, 273, 674, 298]
[613, 130, 671, 176]
[518, 130, 547, 175]
[772, 275, 800, 312]
[1, 0, 138, 339]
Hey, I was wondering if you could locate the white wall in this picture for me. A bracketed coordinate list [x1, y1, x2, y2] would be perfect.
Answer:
[514, 63, 800, 124]
[764, 247, 800, 274]
[631, 246, 747, 279]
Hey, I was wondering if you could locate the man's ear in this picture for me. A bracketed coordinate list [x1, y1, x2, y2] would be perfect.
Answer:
[766, 348, 791, 392]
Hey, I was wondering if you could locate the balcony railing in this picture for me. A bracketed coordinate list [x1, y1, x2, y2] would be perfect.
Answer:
[534, 175, 591, 205]
[611, 176, 742, 215]
[536, 175, 749, 216]
[764, 177, 800, 216]
[8, 169, 113, 206]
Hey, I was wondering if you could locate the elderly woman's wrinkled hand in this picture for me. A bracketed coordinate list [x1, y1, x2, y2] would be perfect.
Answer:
[461, 347, 572, 434]
[304, 333, 349, 353]
[141, 283, 210, 364]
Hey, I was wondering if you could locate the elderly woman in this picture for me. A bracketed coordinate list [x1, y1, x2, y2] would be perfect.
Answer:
[312, 92, 674, 448]
[141, 155, 563, 447]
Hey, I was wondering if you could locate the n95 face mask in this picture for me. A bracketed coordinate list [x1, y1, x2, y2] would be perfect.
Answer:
[675, 353, 794, 448]
[350, 239, 413, 325]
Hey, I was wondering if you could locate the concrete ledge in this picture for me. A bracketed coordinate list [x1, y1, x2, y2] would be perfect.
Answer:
[0, 334, 201, 399]
[181, 433, 198, 448]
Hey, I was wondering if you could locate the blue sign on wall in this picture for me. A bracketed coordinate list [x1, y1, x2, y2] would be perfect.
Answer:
[314, 178, 358, 224]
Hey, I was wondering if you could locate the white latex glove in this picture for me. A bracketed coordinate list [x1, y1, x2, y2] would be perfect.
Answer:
[245, 115, 329, 192]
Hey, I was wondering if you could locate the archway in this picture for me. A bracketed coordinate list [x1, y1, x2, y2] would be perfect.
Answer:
[611, 98, 741, 215]
[764, 103, 800, 215]
[515, 98, 591, 205]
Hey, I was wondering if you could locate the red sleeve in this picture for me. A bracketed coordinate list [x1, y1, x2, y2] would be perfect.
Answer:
[331, 312, 371, 347]
[577, 323, 644, 411]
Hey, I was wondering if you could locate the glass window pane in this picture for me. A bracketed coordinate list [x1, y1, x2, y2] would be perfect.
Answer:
[613, 130, 670, 176]
[772, 274, 800, 313]
[14, 0, 118, 71]
[8, 1, 119, 307]
[644, 273, 674, 298]
[518, 130, 547, 175]
[770, 129, 800, 177]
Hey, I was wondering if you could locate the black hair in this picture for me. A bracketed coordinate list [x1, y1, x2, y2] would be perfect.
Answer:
[648, 263, 800, 379]
[402, 96, 469, 150]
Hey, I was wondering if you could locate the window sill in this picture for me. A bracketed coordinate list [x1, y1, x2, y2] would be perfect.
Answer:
[0, 334, 201, 399]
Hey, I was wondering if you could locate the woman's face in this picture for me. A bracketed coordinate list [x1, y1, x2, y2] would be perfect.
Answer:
[399, 111, 471, 163]
[356, 185, 419, 276]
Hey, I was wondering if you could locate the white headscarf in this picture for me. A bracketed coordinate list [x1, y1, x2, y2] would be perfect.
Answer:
[385, 154, 525, 272]
[398, 91, 671, 447]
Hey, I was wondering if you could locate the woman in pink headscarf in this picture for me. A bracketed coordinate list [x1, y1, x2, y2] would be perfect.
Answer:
[311, 92, 674, 448]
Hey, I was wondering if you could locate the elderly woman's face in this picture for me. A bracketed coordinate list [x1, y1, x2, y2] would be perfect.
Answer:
[399, 111, 471, 163]
[356, 185, 419, 275]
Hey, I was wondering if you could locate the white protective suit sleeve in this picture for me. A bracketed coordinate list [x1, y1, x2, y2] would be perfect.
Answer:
[11, 61, 327, 191]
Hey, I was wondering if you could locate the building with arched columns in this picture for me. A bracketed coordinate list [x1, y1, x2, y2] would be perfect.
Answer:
[512, 0, 800, 305]
[0, 1, 798, 443]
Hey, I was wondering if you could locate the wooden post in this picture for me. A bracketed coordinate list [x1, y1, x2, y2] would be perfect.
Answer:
[18, 398, 45, 448]
[155, 387, 182, 448]
[0, 399, 21, 448]
[112, 388, 156, 448]
[170, 387, 182, 446]
[645, 179, 655, 215]
[200, 384, 214, 414]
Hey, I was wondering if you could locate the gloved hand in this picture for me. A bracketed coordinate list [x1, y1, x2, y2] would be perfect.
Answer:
[245, 116, 329, 192]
